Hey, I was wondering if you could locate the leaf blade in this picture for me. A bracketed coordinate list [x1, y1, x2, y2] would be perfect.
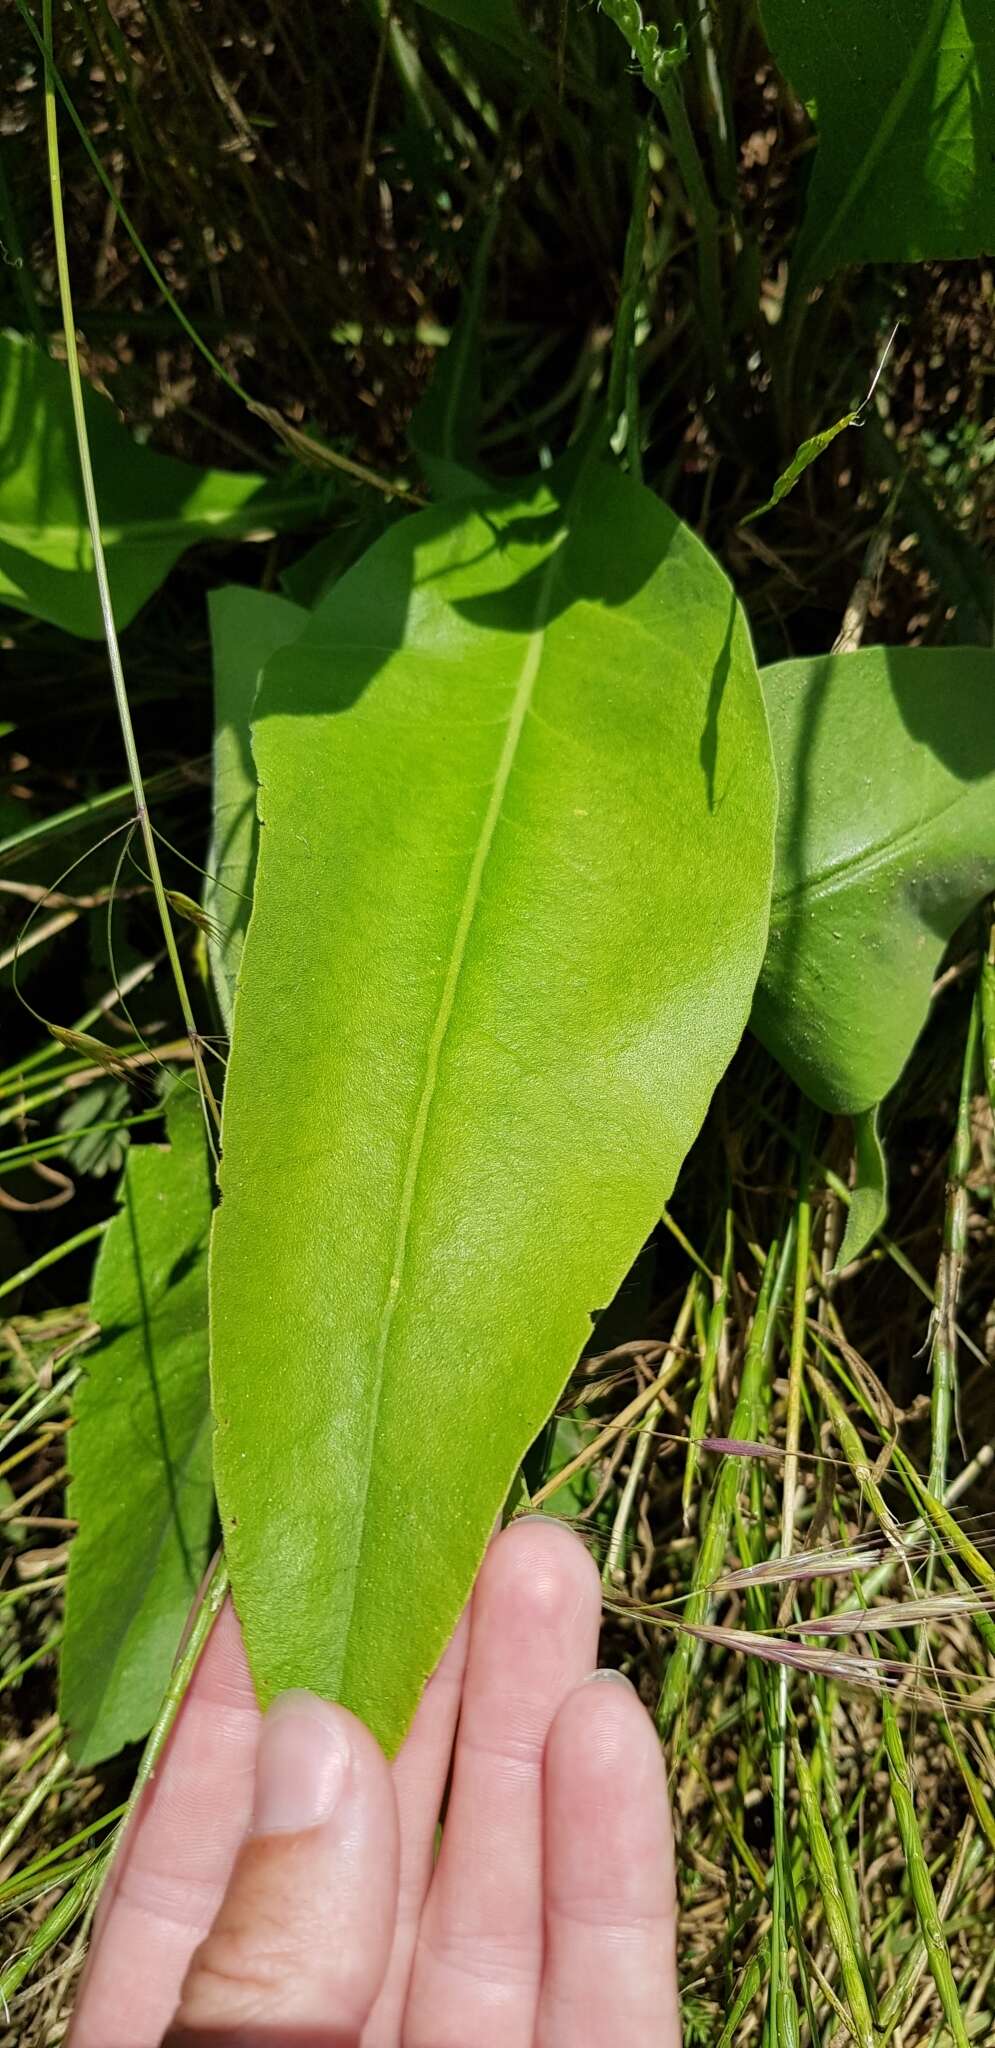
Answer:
[0, 333, 316, 638]
[761, 0, 995, 278]
[752, 646, 995, 1113]
[206, 586, 308, 1031]
[60, 1088, 214, 1766]
[210, 466, 777, 1750]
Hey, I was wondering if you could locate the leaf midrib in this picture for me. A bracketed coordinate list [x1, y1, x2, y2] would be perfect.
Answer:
[338, 525, 568, 1692]
[768, 781, 975, 923]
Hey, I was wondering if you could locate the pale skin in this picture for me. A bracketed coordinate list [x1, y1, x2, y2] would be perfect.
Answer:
[69, 1518, 682, 2048]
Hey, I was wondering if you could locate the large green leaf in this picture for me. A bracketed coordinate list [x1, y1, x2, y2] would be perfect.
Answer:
[210, 462, 777, 1751]
[206, 587, 307, 1032]
[0, 332, 317, 638]
[60, 1089, 214, 1766]
[752, 647, 995, 1117]
[761, 0, 995, 280]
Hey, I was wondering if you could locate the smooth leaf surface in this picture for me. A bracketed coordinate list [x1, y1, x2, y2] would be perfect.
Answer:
[761, 0, 995, 279]
[836, 1106, 888, 1269]
[752, 647, 995, 1115]
[206, 587, 307, 1031]
[413, 0, 530, 60]
[61, 1089, 214, 1766]
[0, 332, 316, 638]
[210, 462, 777, 1751]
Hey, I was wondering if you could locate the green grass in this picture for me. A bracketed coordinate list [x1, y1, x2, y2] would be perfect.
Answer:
[2, 1, 995, 2040]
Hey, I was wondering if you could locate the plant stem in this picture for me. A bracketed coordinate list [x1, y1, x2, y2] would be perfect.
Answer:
[655, 72, 724, 381]
[602, 1277, 696, 1583]
[928, 983, 981, 1500]
[0, 1222, 109, 1307]
[781, 1111, 815, 1560]
[40, 0, 219, 1134]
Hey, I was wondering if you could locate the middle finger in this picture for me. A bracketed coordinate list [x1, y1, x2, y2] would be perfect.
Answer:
[403, 1517, 601, 2048]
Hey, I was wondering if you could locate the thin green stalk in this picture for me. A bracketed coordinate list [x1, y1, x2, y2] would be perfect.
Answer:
[606, 124, 652, 452]
[811, 1690, 875, 2011]
[766, 1122, 815, 2048]
[654, 70, 723, 380]
[929, 986, 981, 1500]
[792, 1734, 876, 2048]
[41, 3, 219, 1134]
[982, 905, 995, 1122]
[602, 1277, 695, 1583]
[0, 1852, 106, 2006]
[876, 1822, 981, 2041]
[656, 1240, 783, 1738]
[599, 1, 724, 379]
[716, 1937, 770, 2048]
[0, 1222, 109, 1307]
[782, 1111, 815, 1559]
[0, 1628, 64, 1697]
[0, 1749, 70, 1867]
[0, 764, 203, 877]
[879, 1696, 970, 2048]
[681, 1209, 731, 1527]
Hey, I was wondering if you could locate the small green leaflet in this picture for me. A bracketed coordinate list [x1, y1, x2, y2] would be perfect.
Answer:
[743, 413, 858, 524]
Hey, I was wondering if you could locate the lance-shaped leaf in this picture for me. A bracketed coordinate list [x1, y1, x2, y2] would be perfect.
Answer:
[0, 332, 317, 639]
[60, 1089, 214, 1766]
[206, 587, 307, 1032]
[761, 0, 995, 282]
[210, 463, 777, 1752]
[752, 647, 995, 1117]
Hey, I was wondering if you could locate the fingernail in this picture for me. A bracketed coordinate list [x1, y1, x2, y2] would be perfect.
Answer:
[253, 1692, 350, 1835]
[585, 1666, 636, 1691]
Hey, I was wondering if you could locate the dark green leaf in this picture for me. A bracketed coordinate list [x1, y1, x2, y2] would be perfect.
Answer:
[409, 210, 500, 500]
[752, 647, 995, 1115]
[60, 1089, 214, 1766]
[761, 0, 995, 280]
[279, 511, 389, 608]
[0, 333, 317, 639]
[413, 0, 530, 60]
[206, 587, 307, 1032]
[210, 463, 776, 1751]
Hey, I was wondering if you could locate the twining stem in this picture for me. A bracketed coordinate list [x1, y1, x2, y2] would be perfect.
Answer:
[40, 0, 219, 1133]
[929, 982, 982, 1500]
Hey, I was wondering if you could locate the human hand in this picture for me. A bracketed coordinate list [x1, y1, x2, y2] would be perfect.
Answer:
[69, 1518, 680, 2047]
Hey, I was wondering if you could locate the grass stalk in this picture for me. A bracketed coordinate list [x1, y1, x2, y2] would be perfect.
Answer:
[602, 1277, 696, 1582]
[40, 0, 219, 1135]
[792, 1733, 876, 2048]
[878, 1696, 970, 2048]
[681, 1208, 732, 1528]
[928, 985, 981, 1500]
[656, 1239, 783, 1739]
